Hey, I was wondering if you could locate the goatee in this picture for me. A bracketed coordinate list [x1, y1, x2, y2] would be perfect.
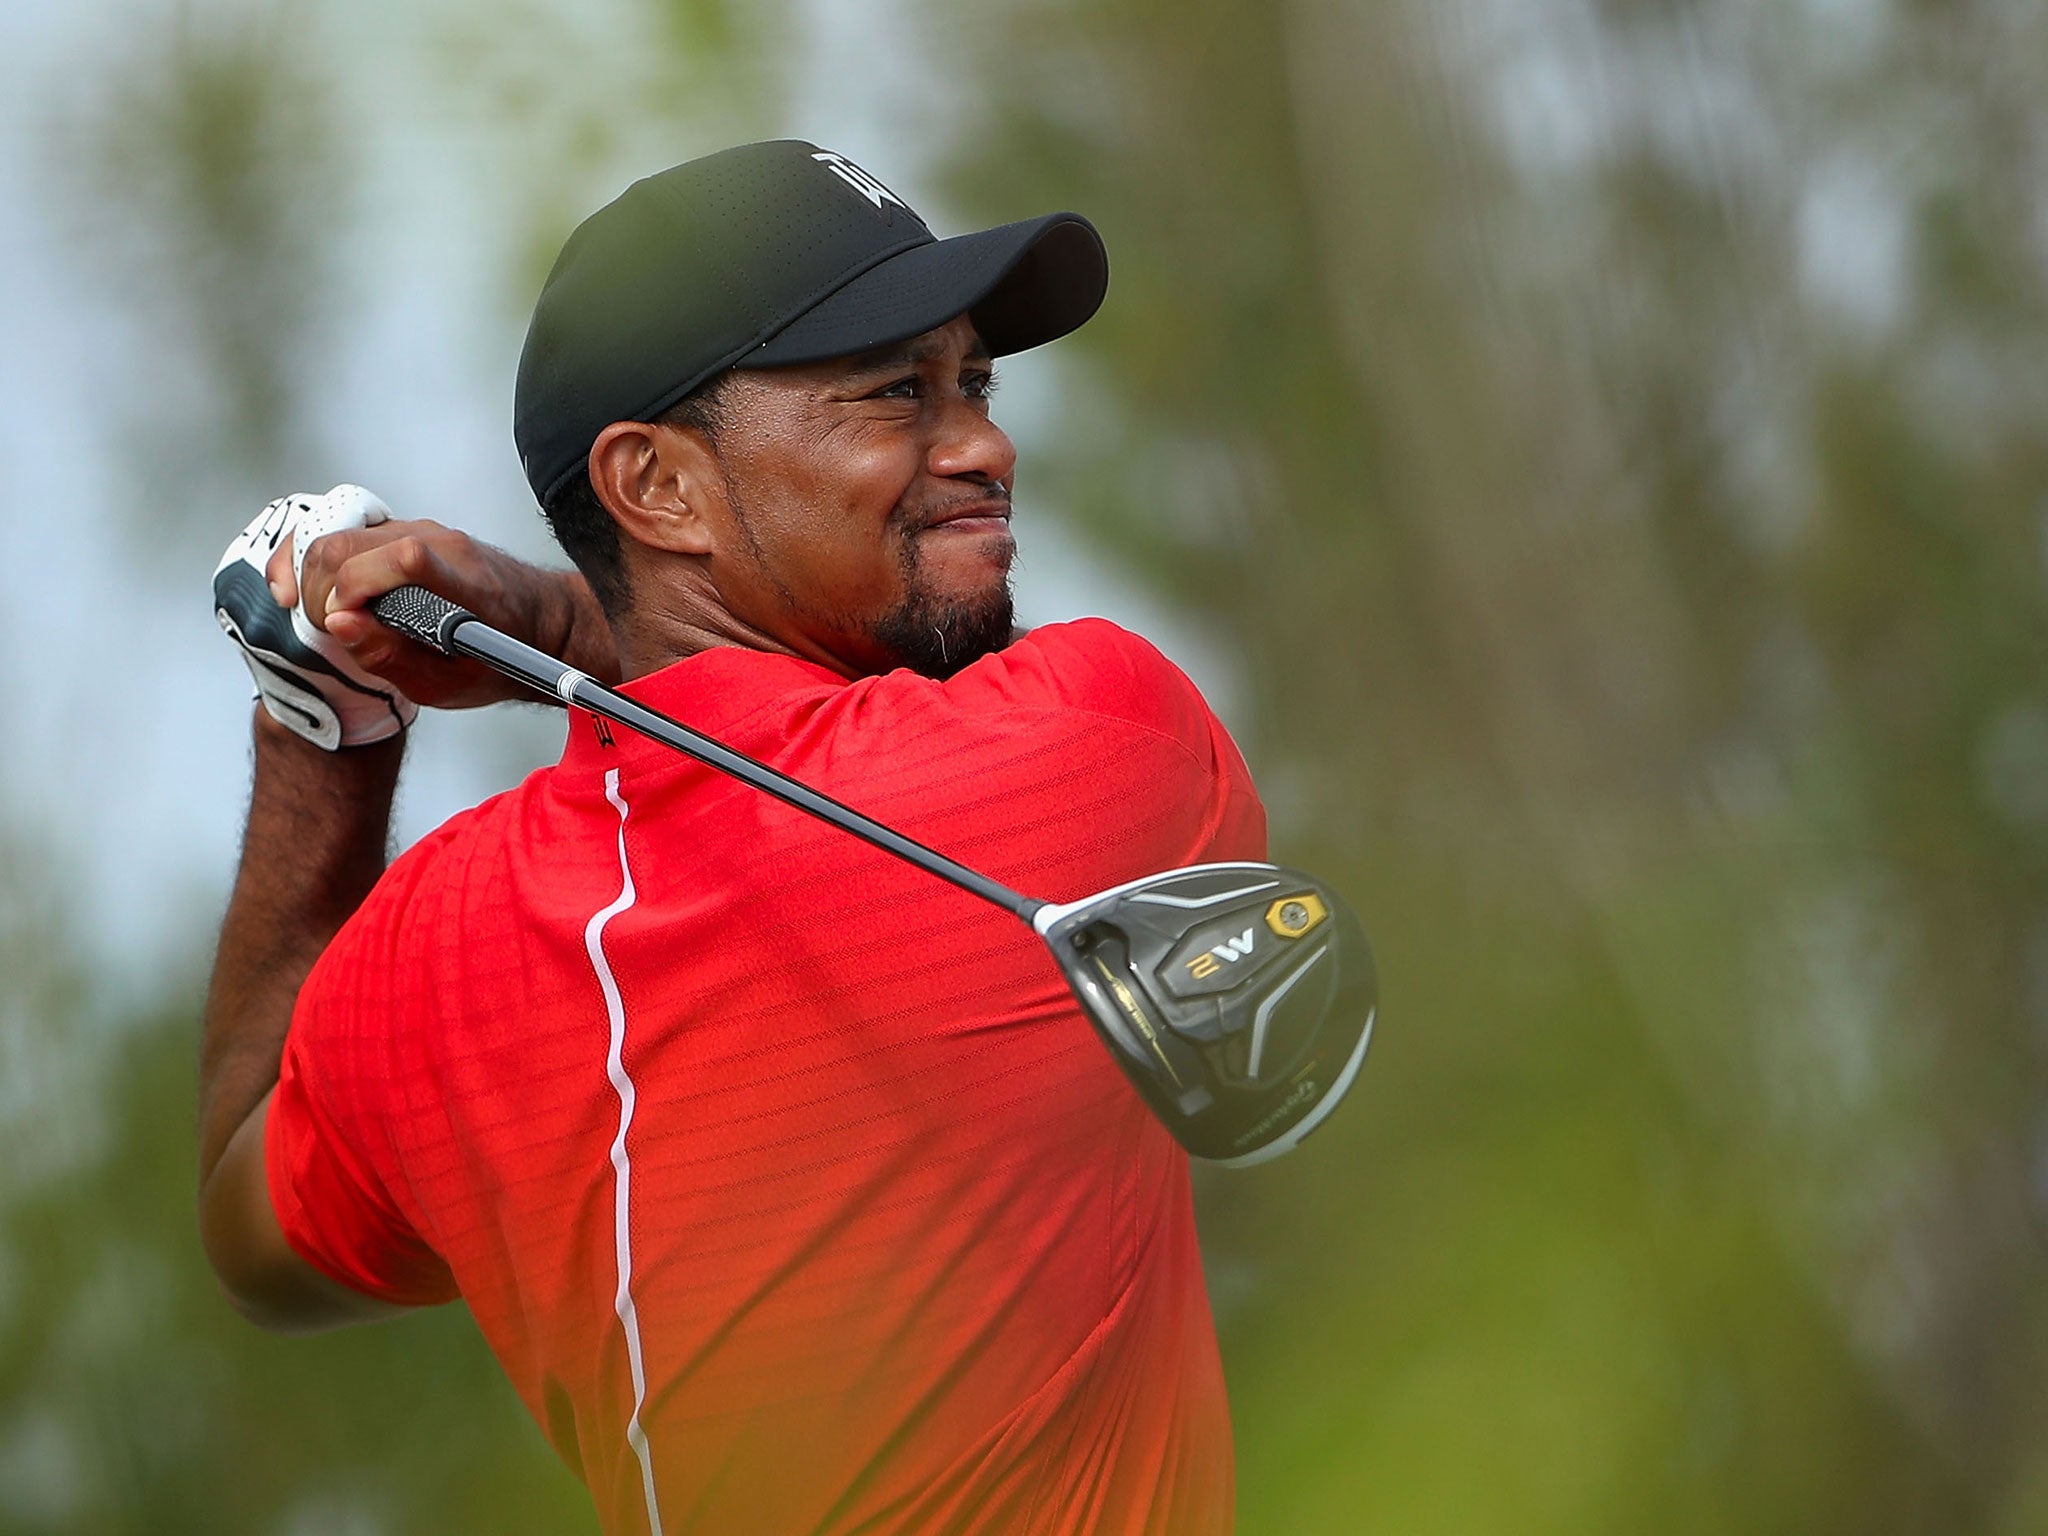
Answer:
[870, 581, 1015, 679]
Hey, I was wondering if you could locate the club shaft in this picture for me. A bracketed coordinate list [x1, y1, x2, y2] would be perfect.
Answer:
[447, 616, 1044, 923]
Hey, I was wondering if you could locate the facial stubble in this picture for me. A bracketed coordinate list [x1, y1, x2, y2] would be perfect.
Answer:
[727, 477, 1015, 681]
[868, 521, 1015, 680]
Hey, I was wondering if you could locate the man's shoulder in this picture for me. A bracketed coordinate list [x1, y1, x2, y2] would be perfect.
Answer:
[305, 773, 541, 995]
[1005, 614, 1177, 671]
[1006, 616, 1179, 680]
[388, 777, 532, 889]
[954, 618, 1220, 754]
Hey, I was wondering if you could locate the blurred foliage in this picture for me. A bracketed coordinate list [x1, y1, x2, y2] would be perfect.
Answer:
[7, 0, 2048, 1531]
[942, 0, 2048, 1530]
[0, 996, 591, 1534]
[49, 0, 351, 531]
[418, 0, 794, 305]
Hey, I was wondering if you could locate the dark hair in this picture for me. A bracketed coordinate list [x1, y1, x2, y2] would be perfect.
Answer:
[539, 374, 729, 617]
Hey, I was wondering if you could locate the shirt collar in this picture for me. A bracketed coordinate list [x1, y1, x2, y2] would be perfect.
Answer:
[555, 644, 849, 776]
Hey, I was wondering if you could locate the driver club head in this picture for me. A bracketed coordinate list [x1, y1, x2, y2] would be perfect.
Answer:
[1031, 863, 1377, 1166]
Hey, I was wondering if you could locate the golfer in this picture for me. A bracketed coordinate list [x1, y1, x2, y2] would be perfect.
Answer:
[201, 140, 1264, 1535]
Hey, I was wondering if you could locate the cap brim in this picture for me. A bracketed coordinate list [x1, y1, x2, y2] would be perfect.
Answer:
[741, 212, 1107, 368]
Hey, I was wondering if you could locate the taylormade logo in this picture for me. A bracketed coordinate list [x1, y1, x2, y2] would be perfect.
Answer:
[1234, 1079, 1318, 1149]
[812, 152, 908, 211]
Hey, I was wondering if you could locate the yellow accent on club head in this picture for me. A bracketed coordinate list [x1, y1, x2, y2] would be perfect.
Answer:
[1266, 893, 1328, 939]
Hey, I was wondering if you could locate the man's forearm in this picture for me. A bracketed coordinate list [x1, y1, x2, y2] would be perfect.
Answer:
[198, 710, 402, 1183]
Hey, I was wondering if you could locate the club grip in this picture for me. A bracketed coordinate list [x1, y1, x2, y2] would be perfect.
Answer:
[370, 584, 477, 655]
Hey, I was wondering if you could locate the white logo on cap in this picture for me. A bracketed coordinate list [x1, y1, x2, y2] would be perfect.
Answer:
[812, 151, 908, 212]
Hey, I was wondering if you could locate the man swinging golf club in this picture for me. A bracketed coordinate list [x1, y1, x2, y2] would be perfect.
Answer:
[201, 140, 1344, 1535]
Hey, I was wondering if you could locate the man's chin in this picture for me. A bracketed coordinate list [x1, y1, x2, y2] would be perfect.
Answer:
[913, 523, 1015, 592]
[870, 584, 1015, 680]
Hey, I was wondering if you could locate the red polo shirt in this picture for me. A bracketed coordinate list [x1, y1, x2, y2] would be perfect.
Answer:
[267, 618, 1265, 1535]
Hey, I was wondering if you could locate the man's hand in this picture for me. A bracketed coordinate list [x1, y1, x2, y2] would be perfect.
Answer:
[278, 501, 622, 708]
[272, 504, 620, 709]
[214, 489, 422, 750]
[216, 484, 620, 736]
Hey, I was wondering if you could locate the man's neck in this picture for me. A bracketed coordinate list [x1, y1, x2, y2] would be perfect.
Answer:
[609, 567, 869, 683]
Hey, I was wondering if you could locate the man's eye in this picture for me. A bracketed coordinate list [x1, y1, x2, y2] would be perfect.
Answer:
[868, 369, 998, 402]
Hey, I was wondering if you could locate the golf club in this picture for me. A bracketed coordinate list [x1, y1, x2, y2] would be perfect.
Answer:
[370, 584, 1377, 1165]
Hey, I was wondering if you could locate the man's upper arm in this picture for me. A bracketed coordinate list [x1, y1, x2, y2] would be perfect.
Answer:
[264, 901, 464, 1313]
[198, 1090, 411, 1333]
[206, 880, 461, 1331]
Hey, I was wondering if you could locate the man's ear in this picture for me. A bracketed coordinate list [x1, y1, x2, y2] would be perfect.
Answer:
[589, 419, 724, 557]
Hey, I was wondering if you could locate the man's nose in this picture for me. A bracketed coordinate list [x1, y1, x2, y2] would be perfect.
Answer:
[927, 398, 1017, 486]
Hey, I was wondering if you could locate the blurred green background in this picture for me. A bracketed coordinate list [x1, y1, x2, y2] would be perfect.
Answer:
[3, 0, 2046, 1530]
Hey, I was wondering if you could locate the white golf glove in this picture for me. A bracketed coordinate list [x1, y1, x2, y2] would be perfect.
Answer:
[212, 484, 419, 750]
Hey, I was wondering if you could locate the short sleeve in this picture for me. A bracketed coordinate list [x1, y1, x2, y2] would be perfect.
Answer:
[265, 936, 459, 1308]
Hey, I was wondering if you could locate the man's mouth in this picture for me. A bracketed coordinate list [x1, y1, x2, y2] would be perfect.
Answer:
[918, 499, 1013, 536]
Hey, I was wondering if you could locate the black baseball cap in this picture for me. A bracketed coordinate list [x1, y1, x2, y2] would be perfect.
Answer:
[514, 140, 1109, 503]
